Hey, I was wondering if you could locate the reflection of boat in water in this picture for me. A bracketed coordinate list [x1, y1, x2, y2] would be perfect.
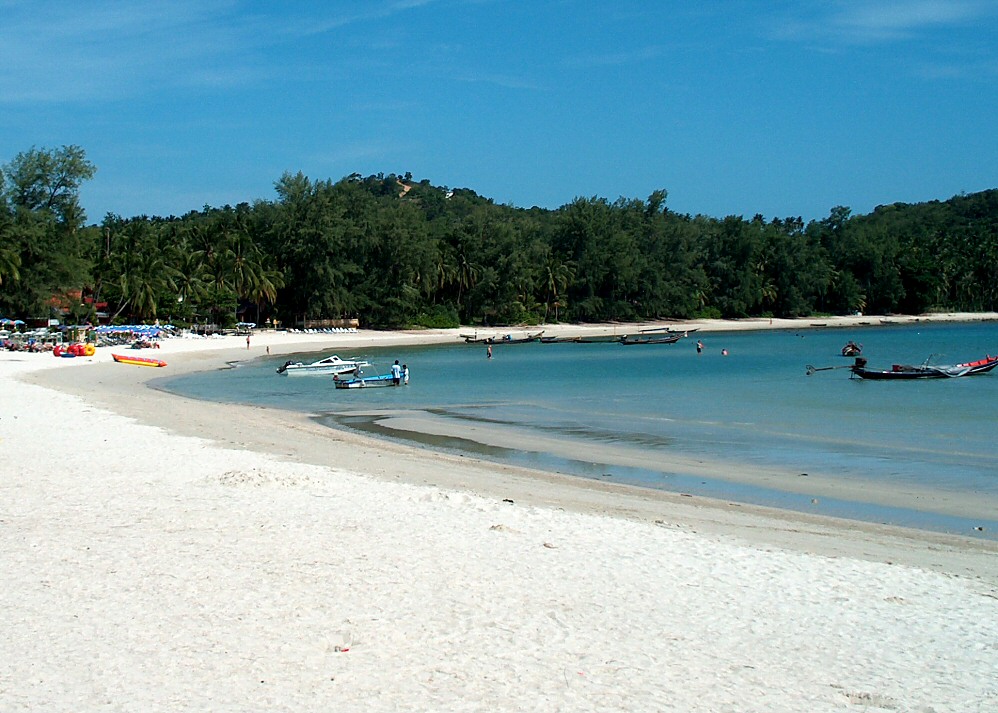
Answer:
[276, 354, 371, 375]
[850, 355, 998, 380]
[112, 353, 167, 367]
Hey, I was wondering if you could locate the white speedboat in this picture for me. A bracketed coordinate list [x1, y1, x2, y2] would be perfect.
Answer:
[276, 354, 371, 376]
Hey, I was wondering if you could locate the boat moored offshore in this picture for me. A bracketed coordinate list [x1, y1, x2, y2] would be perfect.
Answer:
[276, 354, 371, 376]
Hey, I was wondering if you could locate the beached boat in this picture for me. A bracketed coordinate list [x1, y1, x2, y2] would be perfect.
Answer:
[333, 373, 399, 389]
[461, 333, 497, 343]
[576, 335, 625, 344]
[474, 331, 544, 345]
[638, 326, 698, 335]
[276, 354, 371, 376]
[112, 353, 168, 367]
[539, 335, 581, 343]
[849, 355, 998, 380]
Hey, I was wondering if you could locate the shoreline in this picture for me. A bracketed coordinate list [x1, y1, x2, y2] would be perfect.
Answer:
[4, 313, 998, 711]
[16, 311, 998, 575]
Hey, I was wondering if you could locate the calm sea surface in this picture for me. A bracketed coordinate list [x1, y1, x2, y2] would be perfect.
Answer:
[159, 322, 998, 538]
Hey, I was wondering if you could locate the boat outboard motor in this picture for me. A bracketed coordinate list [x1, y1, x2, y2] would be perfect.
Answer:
[276, 360, 295, 374]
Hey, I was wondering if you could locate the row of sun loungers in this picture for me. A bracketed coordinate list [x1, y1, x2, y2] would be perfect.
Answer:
[284, 328, 359, 334]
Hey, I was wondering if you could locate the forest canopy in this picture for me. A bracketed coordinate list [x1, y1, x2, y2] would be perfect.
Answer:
[2, 146, 997, 329]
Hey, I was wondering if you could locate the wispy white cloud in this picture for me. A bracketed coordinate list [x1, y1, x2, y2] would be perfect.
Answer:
[563, 46, 663, 69]
[913, 58, 998, 80]
[315, 139, 413, 164]
[829, 0, 991, 42]
[453, 72, 545, 91]
[772, 0, 996, 45]
[0, 0, 440, 105]
[282, 0, 443, 38]
[0, 0, 268, 103]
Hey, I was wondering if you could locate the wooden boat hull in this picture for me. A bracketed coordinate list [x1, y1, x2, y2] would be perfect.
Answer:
[112, 353, 167, 367]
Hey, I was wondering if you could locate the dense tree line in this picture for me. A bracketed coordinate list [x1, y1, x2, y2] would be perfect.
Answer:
[2, 146, 998, 329]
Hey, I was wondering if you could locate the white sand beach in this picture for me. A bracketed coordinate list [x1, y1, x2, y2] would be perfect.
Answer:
[2, 315, 997, 712]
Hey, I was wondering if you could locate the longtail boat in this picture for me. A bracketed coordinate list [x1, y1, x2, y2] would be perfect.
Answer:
[619, 333, 684, 345]
[473, 331, 544, 345]
[849, 355, 998, 380]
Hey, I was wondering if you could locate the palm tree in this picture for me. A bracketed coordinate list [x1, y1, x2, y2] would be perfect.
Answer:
[760, 279, 778, 310]
[247, 266, 285, 324]
[228, 232, 266, 321]
[116, 249, 175, 321]
[173, 249, 209, 320]
[455, 251, 480, 315]
[543, 258, 575, 322]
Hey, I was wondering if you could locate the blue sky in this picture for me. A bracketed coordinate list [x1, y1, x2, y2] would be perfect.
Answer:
[2, 0, 997, 224]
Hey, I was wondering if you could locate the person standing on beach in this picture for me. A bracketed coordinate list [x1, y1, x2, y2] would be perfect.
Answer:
[246, 334, 251, 349]
[391, 360, 402, 386]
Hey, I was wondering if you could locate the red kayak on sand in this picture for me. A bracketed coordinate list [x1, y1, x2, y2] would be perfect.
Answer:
[112, 353, 167, 367]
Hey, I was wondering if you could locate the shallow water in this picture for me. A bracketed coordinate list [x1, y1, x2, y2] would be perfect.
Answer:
[161, 322, 998, 538]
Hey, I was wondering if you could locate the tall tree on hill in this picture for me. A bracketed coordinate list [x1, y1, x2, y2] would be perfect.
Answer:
[271, 172, 357, 326]
[0, 208, 22, 288]
[0, 145, 96, 318]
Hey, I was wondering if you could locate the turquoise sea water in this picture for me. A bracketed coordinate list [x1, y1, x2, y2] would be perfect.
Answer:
[159, 322, 998, 538]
